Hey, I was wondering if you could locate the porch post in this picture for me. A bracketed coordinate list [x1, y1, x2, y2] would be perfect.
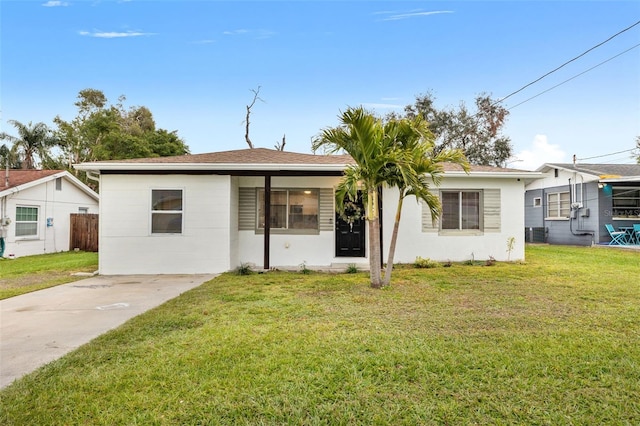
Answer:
[264, 174, 271, 270]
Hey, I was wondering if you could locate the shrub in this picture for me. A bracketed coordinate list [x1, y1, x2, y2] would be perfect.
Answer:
[414, 256, 439, 269]
[299, 261, 311, 274]
[346, 264, 358, 274]
[236, 263, 253, 275]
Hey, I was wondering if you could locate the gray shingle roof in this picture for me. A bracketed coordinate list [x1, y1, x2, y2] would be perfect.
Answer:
[86, 148, 531, 173]
[547, 163, 640, 177]
[104, 148, 356, 165]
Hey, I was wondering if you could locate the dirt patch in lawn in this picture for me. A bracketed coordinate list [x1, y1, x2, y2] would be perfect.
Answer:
[1, 271, 78, 290]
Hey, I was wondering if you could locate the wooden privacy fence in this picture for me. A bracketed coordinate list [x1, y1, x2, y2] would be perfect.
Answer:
[69, 214, 99, 252]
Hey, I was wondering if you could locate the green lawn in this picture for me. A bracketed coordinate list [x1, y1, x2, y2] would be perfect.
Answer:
[1, 245, 639, 425]
[0, 251, 98, 300]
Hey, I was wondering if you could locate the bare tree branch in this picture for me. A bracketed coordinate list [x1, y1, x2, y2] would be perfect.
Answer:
[244, 86, 264, 149]
[274, 134, 286, 151]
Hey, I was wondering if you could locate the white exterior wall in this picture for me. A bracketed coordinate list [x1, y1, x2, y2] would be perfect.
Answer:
[382, 177, 527, 263]
[98, 174, 232, 274]
[97, 172, 528, 274]
[525, 168, 597, 191]
[236, 176, 369, 270]
[1, 177, 98, 258]
[229, 176, 240, 269]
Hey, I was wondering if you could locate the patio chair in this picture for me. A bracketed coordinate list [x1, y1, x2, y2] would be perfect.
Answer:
[633, 224, 640, 245]
[605, 224, 627, 245]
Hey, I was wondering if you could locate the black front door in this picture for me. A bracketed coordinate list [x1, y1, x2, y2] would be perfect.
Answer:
[335, 198, 366, 257]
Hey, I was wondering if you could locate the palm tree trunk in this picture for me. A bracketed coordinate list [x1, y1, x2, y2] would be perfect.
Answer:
[383, 194, 404, 286]
[368, 216, 382, 288]
[367, 188, 382, 288]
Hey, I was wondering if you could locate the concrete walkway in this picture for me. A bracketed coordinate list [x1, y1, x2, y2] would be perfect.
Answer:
[0, 274, 215, 389]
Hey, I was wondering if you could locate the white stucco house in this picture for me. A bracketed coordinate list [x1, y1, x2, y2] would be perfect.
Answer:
[0, 170, 99, 258]
[74, 148, 540, 275]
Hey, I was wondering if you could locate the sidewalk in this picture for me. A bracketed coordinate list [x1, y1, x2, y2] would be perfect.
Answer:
[0, 274, 215, 389]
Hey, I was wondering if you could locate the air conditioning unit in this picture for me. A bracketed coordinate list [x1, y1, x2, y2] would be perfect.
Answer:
[1, 217, 11, 226]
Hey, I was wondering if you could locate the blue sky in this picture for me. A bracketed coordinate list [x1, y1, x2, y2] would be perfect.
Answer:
[1, 0, 639, 170]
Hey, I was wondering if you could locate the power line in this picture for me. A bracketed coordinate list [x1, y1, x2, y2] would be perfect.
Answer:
[507, 43, 640, 111]
[498, 19, 640, 104]
[577, 148, 636, 161]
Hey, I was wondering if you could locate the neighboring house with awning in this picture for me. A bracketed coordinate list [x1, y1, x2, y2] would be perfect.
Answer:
[75, 148, 540, 275]
[524, 163, 640, 245]
[0, 170, 99, 258]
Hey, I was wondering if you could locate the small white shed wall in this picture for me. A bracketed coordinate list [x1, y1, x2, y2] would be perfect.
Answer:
[382, 178, 526, 263]
[98, 174, 232, 274]
[2, 177, 98, 258]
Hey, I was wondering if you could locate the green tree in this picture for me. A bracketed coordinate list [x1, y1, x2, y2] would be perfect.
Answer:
[0, 120, 56, 169]
[400, 92, 513, 167]
[313, 107, 416, 288]
[53, 89, 189, 183]
[0, 144, 19, 169]
[381, 116, 469, 286]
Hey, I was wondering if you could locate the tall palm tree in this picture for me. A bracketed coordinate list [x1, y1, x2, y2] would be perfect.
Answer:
[313, 107, 410, 288]
[0, 120, 55, 169]
[381, 116, 469, 286]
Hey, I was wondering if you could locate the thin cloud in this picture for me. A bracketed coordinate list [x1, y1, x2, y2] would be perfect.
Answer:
[362, 102, 404, 110]
[192, 39, 216, 45]
[43, 1, 69, 6]
[78, 30, 154, 38]
[378, 10, 453, 21]
[223, 29, 275, 40]
[223, 29, 249, 36]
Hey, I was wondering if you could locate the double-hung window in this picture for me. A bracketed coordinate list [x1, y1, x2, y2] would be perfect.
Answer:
[547, 192, 570, 218]
[151, 189, 183, 234]
[257, 189, 319, 231]
[441, 191, 481, 230]
[15, 206, 39, 238]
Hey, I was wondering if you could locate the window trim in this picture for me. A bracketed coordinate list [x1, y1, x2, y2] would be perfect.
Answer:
[256, 188, 320, 235]
[545, 191, 570, 220]
[439, 190, 483, 233]
[150, 188, 184, 235]
[15, 205, 40, 239]
[611, 186, 640, 219]
[533, 197, 542, 208]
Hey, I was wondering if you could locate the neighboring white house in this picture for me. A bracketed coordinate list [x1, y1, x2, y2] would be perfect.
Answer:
[0, 170, 99, 258]
[74, 148, 540, 275]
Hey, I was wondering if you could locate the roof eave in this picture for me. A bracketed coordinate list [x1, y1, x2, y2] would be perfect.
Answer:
[444, 171, 544, 180]
[600, 176, 640, 183]
[73, 162, 351, 173]
[0, 171, 99, 200]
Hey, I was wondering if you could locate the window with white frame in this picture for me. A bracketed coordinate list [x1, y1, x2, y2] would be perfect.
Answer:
[533, 197, 542, 207]
[257, 189, 319, 231]
[15, 206, 39, 238]
[151, 189, 183, 234]
[441, 191, 481, 230]
[547, 192, 570, 218]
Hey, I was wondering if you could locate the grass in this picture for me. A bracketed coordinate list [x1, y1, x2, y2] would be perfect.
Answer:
[0, 251, 98, 300]
[1, 245, 639, 424]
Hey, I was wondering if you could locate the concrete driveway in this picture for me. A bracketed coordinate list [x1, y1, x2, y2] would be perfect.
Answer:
[0, 274, 216, 389]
